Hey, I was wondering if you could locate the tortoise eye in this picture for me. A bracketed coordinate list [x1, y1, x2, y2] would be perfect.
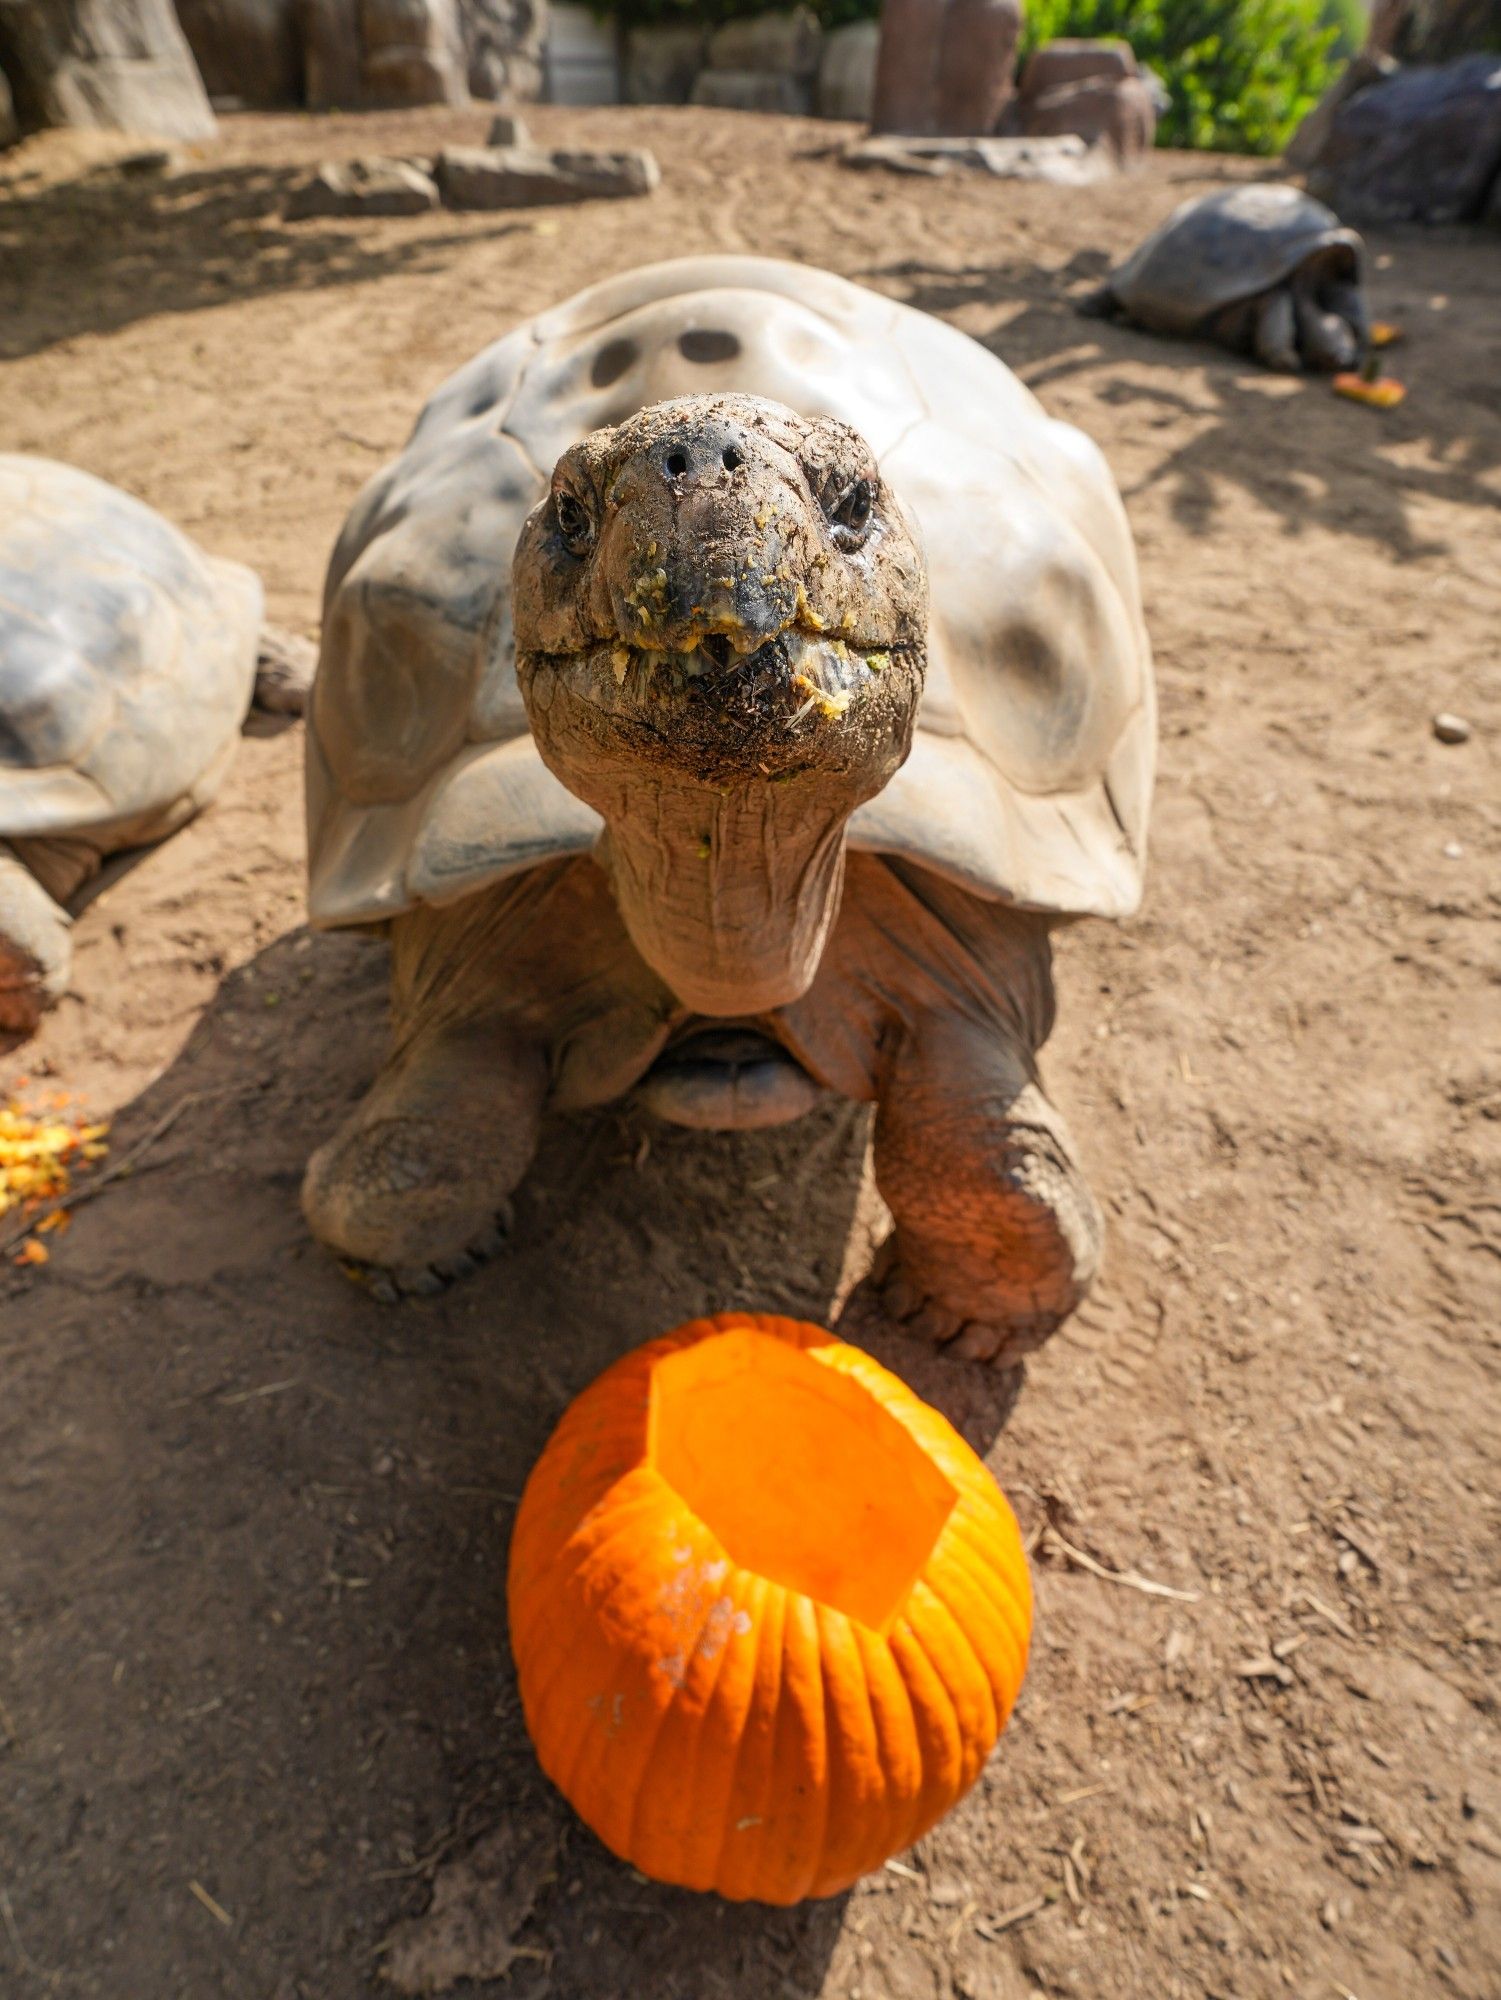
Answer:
[554, 489, 594, 555]
[829, 476, 874, 543]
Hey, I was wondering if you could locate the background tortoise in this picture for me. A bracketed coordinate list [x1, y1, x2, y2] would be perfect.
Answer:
[1080, 183, 1371, 372]
[0, 455, 312, 1037]
[303, 255, 1155, 1366]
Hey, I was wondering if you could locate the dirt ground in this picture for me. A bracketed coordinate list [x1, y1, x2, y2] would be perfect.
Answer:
[1, 103, 1498, 2000]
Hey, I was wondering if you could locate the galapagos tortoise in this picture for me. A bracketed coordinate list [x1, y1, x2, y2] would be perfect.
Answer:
[0, 456, 311, 1036]
[303, 255, 1155, 1365]
[1080, 182, 1370, 372]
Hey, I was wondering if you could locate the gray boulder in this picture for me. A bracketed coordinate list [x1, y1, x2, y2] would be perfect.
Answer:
[1305, 53, 1501, 222]
[0, 0, 217, 137]
[286, 154, 439, 215]
[690, 66, 810, 114]
[0, 59, 16, 143]
[484, 106, 528, 143]
[623, 21, 703, 104]
[436, 142, 658, 207]
[705, 6, 820, 79]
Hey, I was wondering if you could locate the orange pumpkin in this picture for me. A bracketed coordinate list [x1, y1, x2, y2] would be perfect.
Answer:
[507, 1312, 1032, 1903]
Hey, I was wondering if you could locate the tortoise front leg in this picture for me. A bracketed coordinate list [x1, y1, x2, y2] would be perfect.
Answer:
[872, 1012, 1103, 1368]
[1253, 287, 1301, 373]
[301, 1013, 547, 1298]
[0, 844, 74, 1039]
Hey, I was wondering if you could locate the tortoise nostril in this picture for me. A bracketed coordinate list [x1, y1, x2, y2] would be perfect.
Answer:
[665, 450, 689, 478]
[722, 446, 743, 472]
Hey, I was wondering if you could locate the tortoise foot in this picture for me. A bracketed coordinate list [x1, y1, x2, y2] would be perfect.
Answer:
[343, 1204, 515, 1303]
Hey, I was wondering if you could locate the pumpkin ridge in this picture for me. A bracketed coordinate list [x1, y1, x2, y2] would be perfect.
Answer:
[713, 1571, 788, 1901]
[943, 1503, 1033, 1629]
[809, 1600, 886, 1896]
[854, 1614, 926, 1862]
[903, 1579, 997, 1798]
[886, 1610, 965, 1834]
[664, 1559, 755, 1889]
[766, 1590, 829, 1905]
[618, 1553, 750, 1877]
[913, 1557, 1016, 1736]
[940, 1520, 1033, 1693]
[702, 1568, 771, 1894]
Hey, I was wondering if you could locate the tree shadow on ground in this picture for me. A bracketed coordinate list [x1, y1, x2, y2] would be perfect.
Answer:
[0, 922, 1018, 1998]
[867, 252, 1501, 564]
[0, 158, 536, 362]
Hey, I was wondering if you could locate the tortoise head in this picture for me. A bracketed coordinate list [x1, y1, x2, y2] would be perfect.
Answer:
[512, 394, 927, 1013]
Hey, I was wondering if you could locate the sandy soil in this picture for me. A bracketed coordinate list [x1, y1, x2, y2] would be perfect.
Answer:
[0, 104, 1498, 2000]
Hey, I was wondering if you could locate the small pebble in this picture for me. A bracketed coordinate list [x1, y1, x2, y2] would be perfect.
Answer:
[1432, 712, 1470, 744]
[1443, 841, 1463, 860]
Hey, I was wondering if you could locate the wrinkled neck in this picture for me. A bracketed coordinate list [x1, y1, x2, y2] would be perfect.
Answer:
[596, 774, 854, 1014]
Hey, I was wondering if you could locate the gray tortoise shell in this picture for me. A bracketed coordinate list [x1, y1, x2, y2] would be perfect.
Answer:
[308, 256, 1156, 928]
[1102, 184, 1365, 335]
[0, 456, 262, 839]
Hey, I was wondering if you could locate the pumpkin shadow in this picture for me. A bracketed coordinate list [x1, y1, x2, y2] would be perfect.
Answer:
[3, 922, 902, 1993]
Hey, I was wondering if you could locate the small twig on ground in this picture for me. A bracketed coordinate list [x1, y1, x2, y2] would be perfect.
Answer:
[1043, 1526, 1202, 1603]
[0, 1885, 60, 1987]
[187, 1879, 232, 1927]
[975, 1894, 1049, 1938]
[0, 1090, 228, 1256]
[1295, 1591, 1357, 1641]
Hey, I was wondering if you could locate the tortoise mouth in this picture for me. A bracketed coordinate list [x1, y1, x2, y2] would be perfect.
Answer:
[638, 1028, 824, 1131]
[525, 627, 918, 733]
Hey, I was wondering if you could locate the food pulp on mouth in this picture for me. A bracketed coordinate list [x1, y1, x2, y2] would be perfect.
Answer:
[602, 630, 889, 725]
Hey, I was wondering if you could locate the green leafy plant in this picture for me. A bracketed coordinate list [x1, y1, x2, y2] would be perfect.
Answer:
[1019, 0, 1341, 153]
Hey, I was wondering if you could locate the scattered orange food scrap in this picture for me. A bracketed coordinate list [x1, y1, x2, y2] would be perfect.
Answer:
[0, 1092, 110, 1267]
[1334, 373, 1407, 410]
[1369, 322, 1404, 349]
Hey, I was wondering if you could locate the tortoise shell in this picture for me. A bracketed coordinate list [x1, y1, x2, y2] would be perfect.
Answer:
[1098, 183, 1365, 335]
[307, 256, 1154, 927]
[0, 456, 262, 840]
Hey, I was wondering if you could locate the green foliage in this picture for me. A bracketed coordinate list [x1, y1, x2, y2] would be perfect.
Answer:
[605, 0, 1341, 156]
[1018, 0, 1341, 154]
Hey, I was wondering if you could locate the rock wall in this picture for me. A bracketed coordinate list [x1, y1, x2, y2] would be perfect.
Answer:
[0, 0, 218, 136]
[172, 0, 544, 108]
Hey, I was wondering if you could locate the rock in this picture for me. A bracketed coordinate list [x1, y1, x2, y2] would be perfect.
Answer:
[1305, 54, 1501, 223]
[1016, 73, 1156, 162]
[0, 62, 16, 146]
[286, 154, 439, 216]
[933, 0, 1020, 136]
[1004, 36, 1156, 161]
[436, 142, 658, 207]
[870, 0, 945, 134]
[1285, 50, 1398, 171]
[1018, 37, 1137, 95]
[299, 0, 470, 109]
[175, 0, 301, 108]
[1432, 711, 1471, 743]
[0, 0, 218, 139]
[689, 67, 811, 115]
[111, 141, 180, 170]
[817, 20, 877, 123]
[359, 0, 468, 106]
[460, 0, 545, 102]
[844, 131, 1112, 184]
[484, 107, 529, 144]
[623, 22, 705, 105]
[706, 7, 820, 81]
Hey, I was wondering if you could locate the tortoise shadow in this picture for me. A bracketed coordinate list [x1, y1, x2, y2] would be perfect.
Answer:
[865, 249, 1501, 563]
[1, 921, 1017, 1994]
